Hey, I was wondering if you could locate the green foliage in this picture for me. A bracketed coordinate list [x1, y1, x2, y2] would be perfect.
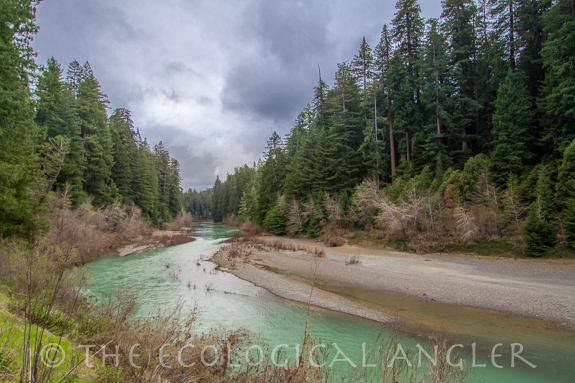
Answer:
[490, 69, 534, 184]
[556, 139, 575, 207]
[262, 205, 287, 235]
[565, 186, 575, 249]
[525, 165, 555, 256]
[539, 0, 575, 157]
[210, 0, 575, 249]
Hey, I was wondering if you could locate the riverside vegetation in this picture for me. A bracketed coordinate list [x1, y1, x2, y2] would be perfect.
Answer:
[210, 0, 575, 259]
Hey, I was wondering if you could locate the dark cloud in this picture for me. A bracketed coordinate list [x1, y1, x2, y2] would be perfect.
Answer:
[32, 0, 442, 190]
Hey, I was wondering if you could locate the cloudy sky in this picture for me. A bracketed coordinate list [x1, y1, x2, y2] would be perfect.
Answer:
[32, 0, 442, 190]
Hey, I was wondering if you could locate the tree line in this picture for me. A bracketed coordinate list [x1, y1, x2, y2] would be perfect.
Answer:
[183, 188, 212, 220]
[1, 3, 182, 239]
[212, 0, 575, 256]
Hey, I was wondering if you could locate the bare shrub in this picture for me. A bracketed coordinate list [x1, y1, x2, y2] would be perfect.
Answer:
[286, 199, 305, 235]
[322, 223, 347, 247]
[162, 208, 194, 230]
[351, 178, 379, 227]
[455, 204, 479, 244]
[241, 218, 264, 234]
[374, 187, 426, 240]
[345, 255, 361, 266]
[324, 192, 343, 225]
[222, 213, 240, 226]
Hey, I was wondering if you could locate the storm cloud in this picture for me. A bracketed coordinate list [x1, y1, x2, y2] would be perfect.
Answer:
[32, 0, 441, 190]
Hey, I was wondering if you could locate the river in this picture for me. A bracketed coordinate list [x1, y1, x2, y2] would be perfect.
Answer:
[85, 223, 575, 382]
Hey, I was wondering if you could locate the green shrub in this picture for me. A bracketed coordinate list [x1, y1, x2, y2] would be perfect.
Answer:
[262, 206, 287, 235]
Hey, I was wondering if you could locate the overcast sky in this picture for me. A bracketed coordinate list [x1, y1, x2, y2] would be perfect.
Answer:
[32, 0, 442, 190]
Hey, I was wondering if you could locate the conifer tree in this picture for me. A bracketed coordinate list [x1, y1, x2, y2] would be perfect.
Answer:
[392, 0, 425, 169]
[490, 69, 534, 184]
[110, 108, 137, 203]
[524, 165, 555, 256]
[565, 186, 575, 248]
[35, 58, 86, 202]
[556, 139, 575, 207]
[0, 0, 45, 238]
[352, 37, 374, 92]
[77, 70, 117, 204]
[375, 24, 397, 177]
[66, 60, 83, 96]
[539, 0, 575, 156]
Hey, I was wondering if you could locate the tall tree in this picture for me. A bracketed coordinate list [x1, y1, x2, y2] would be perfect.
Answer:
[375, 24, 397, 177]
[0, 0, 45, 238]
[442, 0, 478, 161]
[77, 70, 117, 204]
[35, 58, 86, 202]
[539, 0, 575, 157]
[392, 0, 425, 169]
[490, 69, 534, 184]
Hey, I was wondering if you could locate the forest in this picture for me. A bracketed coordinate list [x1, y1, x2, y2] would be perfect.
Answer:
[212, 0, 575, 257]
[1, 40, 183, 239]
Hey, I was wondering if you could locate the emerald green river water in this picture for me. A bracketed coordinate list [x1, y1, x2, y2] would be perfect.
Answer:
[85, 223, 575, 382]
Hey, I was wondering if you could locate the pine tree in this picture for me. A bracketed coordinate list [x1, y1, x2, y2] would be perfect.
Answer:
[110, 108, 137, 203]
[490, 69, 534, 184]
[539, 0, 575, 157]
[0, 0, 45, 238]
[441, 0, 478, 162]
[556, 139, 575, 207]
[392, 0, 425, 169]
[324, 62, 363, 192]
[375, 24, 397, 177]
[565, 185, 575, 249]
[66, 60, 83, 96]
[421, 18, 449, 165]
[524, 164, 555, 256]
[77, 70, 117, 204]
[352, 37, 374, 92]
[35, 58, 86, 202]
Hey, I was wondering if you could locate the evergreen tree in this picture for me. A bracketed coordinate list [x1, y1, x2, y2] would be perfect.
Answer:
[0, 0, 45, 238]
[525, 164, 555, 256]
[392, 0, 425, 170]
[441, 0, 478, 162]
[556, 139, 575, 207]
[490, 69, 534, 184]
[539, 0, 575, 157]
[375, 24, 397, 177]
[77, 70, 117, 204]
[35, 58, 86, 202]
[421, 18, 449, 166]
[565, 186, 575, 248]
[66, 60, 83, 96]
[110, 108, 137, 203]
[352, 37, 374, 92]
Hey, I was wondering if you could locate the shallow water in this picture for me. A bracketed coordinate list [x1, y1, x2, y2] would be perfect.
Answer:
[85, 223, 575, 382]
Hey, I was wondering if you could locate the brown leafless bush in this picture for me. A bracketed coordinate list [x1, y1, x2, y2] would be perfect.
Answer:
[454, 205, 479, 244]
[350, 178, 379, 227]
[286, 199, 305, 235]
[322, 223, 347, 247]
[241, 218, 264, 234]
[222, 213, 240, 227]
[374, 187, 426, 240]
[345, 255, 361, 266]
[47, 190, 151, 263]
[162, 208, 194, 230]
[324, 192, 343, 225]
